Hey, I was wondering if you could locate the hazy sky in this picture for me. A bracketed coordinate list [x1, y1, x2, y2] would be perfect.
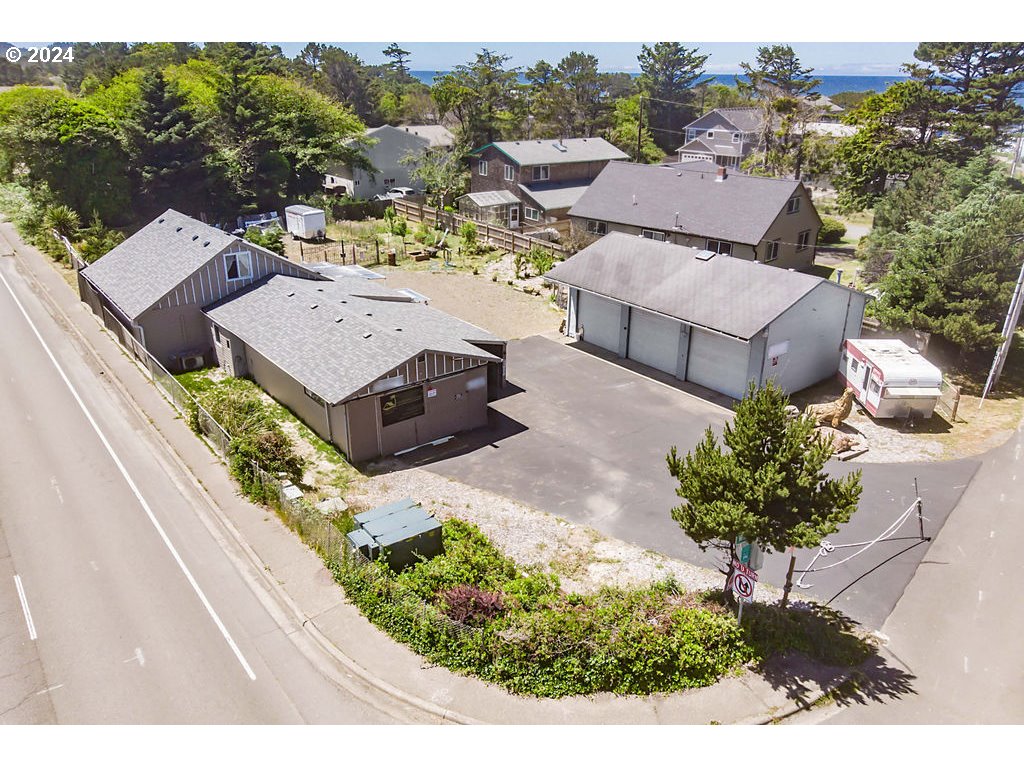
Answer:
[276, 42, 920, 76]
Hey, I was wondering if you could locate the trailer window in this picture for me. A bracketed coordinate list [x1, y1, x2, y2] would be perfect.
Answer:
[850, 358, 859, 372]
[869, 379, 880, 394]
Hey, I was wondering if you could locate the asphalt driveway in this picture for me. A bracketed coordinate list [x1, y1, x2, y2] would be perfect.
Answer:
[383, 336, 980, 629]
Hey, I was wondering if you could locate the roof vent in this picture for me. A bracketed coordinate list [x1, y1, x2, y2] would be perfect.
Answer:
[362, 332, 372, 339]
[394, 328, 402, 332]
[176, 226, 183, 232]
[286, 291, 295, 297]
[695, 250, 716, 261]
[334, 316, 344, 323]
[192, 235, 199, 241]
[203, 240, 210, 247]
[158, 217, 165, 223]
[310, 303, 318, 309]
[365, 312, 372, 317]
[316, 287, 324, 291]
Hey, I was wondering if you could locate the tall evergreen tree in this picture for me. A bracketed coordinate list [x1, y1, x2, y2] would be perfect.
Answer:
[636, 43, 711, 153]
[432, 49, 523, 146]
[128, 69, 216, 219]
[666, 381, 861, 604]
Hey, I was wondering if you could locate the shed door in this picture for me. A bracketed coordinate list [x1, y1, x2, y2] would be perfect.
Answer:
[686, 327, 750, 399]
[576, 291, 622, 354]
[627, 308, 681, 375]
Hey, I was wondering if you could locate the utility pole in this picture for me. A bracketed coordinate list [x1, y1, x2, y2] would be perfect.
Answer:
[980, 245, 1024, 407]
[636, 95, 644, 162]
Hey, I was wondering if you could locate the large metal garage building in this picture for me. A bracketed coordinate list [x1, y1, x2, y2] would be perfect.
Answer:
[545, 233, 867, 399]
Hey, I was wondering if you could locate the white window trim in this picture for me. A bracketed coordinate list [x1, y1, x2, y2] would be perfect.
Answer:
[532, 165, 550, 181]
[586, 219, 606, 235]
[224, 250, 253, 282]
[787, 197, 801, 214]
[642, 229, 667, 242]
[765, 239, 780, 262]
[524, 206, 540, 221]
[706, 238, 733, 255]
[383, 177, 396, 187]
[797, 230, 810, 251]
[478, 159, 488, 176]
[504, 164, 515, 181]
[732, 132, 740, 143]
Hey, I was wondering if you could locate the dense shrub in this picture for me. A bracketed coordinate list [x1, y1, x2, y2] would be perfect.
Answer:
[459, 220, 479, 255]
[244, 225, 285, 255]
[817, 216, 847, 245]
[439, 585, 505, 625]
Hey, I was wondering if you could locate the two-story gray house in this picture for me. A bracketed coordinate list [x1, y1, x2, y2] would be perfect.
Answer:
[568, 161, 822, 271]
[675, 108, 765, 168]
[458, 137, 628, 232]
[325, 124, 455, 199]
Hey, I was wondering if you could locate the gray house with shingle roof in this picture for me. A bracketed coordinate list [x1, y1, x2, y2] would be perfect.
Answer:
[80, 210, 508, 462]
[80, 209, 324, 371]
[545, 233, 866, 399]
[568, 161, 822, 270]
[204, 275, 505, 462]
[461, 137, 628, 231]
[676, 108, 765, 167]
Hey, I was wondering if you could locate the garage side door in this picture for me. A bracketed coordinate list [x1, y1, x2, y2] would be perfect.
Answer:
[577, 291, 622, 354]
[686, 328, 750, 399]
[627, 308, 681, 375]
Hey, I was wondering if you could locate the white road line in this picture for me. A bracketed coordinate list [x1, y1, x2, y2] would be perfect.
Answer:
[36, 684, 63, 696]
[123, 647, 146, 667]
[0, 271, 256, 681]
[50, 476, 64, 505]
[14, 574, 37, 640]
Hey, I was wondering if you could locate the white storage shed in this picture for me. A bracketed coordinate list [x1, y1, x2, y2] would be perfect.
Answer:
[284, 205, 327, 240]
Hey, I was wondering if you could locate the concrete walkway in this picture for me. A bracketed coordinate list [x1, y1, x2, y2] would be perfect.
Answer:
[1, 221, 856, 724]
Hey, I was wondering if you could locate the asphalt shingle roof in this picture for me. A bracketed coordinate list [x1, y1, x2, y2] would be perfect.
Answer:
[203, 275, 501, 404]
[81, 209, 238, 319]
[569, 162, 806, 246]
[544, 232, 827, 340]
[478, 137, 628, 166]
[519, 181, 592, 211]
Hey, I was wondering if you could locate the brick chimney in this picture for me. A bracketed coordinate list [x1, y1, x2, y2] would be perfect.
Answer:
[715, 165, 727, 182]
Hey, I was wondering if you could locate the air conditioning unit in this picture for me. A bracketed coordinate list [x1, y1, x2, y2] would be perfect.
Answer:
[181, 354, 204, 371]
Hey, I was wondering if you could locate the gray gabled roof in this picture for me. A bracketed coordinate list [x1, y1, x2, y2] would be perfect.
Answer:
[519, 181, 592, 211]
[684, 108, 765, 134]
[544, 232, 834, 340]
[458, 190, 520, 207]
[569, 162, 808, 246]
[81, 209, 238, 319]
[674, 136, 744, 157]
[476, 137, 629, 166]
[203, 275, 501, 405]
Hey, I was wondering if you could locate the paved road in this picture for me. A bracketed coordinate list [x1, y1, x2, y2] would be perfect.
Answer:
[798, 416, 1024, 724]
[0, 251, 403, 724]
[397, 336, 979, 629]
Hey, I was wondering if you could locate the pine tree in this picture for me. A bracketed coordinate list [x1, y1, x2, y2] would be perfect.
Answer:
[636, 43, 711, 154]
[666, 381, 862, 605]
[128, 69, 215, 219]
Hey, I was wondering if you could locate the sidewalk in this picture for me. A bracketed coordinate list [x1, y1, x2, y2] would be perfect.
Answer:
[1, 221, 846, 725]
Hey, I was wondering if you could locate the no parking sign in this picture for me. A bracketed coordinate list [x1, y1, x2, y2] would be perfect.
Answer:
[729, 560, 758, 603]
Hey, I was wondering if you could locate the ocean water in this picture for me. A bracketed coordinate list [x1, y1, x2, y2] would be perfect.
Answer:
[410, 71, 909, 96]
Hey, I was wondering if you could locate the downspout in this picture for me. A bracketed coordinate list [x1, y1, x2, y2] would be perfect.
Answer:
[323, 399, 334, 444]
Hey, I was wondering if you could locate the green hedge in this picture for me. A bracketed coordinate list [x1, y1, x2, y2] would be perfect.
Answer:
[818, 216, 847, 245]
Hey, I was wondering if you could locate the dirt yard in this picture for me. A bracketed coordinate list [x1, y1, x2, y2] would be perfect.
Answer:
[378, 267, 564, 340]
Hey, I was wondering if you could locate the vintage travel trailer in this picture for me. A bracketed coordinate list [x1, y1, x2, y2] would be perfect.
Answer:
[838, 339, 944, 419]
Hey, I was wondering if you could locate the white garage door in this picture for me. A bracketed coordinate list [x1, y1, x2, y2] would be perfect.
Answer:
[627, 308, 681, 375]
[576, 291, 622, 353]
[686, 327, 751, 399]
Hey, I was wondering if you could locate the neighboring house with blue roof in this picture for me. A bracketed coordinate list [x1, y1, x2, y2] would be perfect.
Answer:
[80, 210, 508, 462]
[459, 137, 628, 232]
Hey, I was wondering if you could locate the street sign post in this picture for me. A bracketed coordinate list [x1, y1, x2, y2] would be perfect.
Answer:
[729, 559, 759, 623]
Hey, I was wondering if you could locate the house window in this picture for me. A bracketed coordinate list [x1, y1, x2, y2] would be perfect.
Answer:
[787, 197, 801, 214]
[383, 178, 396, 187]
[586, 220, 607, 235]
[732, 132, 740, 143]
[706, 130, 714, 138]
[765, 240, 780, 262]
[478, 159, 488, 176]
[224, 251, 253, 281]
[706, 239, 733, 256]
[304, 387, 325, 406]
[353, 179, 360, 186]
[642, 229, 667, 242]
[214, 326, 221, 343]
[504, 164, 515, 181]
[532, 165, 550, 181]
[524, 207, 540, 221]
[380, 386, 425, 427]
[797, 230, 811, 251]
[687, 129, 697, 142]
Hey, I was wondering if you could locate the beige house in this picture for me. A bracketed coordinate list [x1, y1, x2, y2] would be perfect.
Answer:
[568, 161, 822, 271]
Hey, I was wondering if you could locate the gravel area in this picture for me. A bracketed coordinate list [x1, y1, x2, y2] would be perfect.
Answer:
[345, 466, 784, 603]
[378, 268, 563, 340]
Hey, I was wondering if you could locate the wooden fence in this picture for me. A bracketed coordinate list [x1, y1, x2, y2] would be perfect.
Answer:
[393, 199, 569, 258]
